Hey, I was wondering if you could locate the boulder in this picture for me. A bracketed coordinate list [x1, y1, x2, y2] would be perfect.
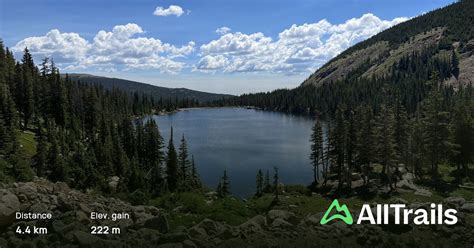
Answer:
[414, 189, 432, 197]
[445, 197, 466, 207]
[108, 176, 120, 192]
[72, 230, 99, 246]
[267, 210, 296, 224]
[0, 194, 20, 226]
[182, 240, 197, 248]
[304, 213, 323, 227]
[461, 202, 474, 213]
[271, 218, 293, 229]
[195, 218, 219, 235]
[144, 214, 170, 233]
[239, 218, 264, 236]
[389, 198, 409, 205]
[158, 244, 183, 248]
[188, 226, 208, 240]
[398, 180, 419, 191]
[53, 182, 70, 194]
[159, 232, 191, 244]
[248, 215, 267, 228]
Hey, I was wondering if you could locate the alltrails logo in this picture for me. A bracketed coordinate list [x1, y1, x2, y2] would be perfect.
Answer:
[320, 199, 353, 225]
[320, 199, 458, 225]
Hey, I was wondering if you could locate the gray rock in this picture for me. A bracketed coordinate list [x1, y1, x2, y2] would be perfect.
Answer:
[304, 213, 323, 226]
[239, 218, 264, 236]
[0, 193, 20, 226]
[182, 239, 197, 248]
[144, 214, 170, 233]
[72, 230, 99, 246]
[76, 211, 90, 225]
[389, 198, 408, 205]
[188, 226, 208, 240]
[158, 243, 183, 248]
[414, 188, 432, 197]
[108, 176, 120, 192]
[196, 218, 219, 235]
[271, 218, 293, 229]
[53, 182, 71, 194]
[267, 210, 296, 224]
[445, 197, 466, 207]
[461, 202, 474, 213]
[159, 232, 191, 244]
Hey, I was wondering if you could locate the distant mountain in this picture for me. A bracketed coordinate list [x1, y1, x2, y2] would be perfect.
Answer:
[64, 74, 233, 102]
[228, 0, 474, 114]
[302, 0, 474, 88]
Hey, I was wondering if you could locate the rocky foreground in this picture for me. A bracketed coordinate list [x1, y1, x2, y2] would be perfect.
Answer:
[0, 178, 473, 248]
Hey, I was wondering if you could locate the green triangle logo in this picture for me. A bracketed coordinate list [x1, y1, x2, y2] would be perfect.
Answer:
[320, 199, 353, 225]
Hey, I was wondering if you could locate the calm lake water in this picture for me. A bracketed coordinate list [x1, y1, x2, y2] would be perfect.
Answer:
[152, 107, 317, 197]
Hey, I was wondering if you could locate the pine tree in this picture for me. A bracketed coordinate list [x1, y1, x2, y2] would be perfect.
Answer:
[423, 79, 455, 178]
[190, 155, 201, 189]
[394, 101, 409, 169]
[217, 169, 230, 198]
[354, 106, 374, 184]
[408, 114, 426, 178]
[10, 148, 34, 181]
[451, 50, 459, 79]
[32, 124, 48, 177]
[177, 134, 191, 187]
[310, 120, 323, 186]
[145, 119, 166, 195]
[166, 127, 179, 191]
[451, 99, 473, 175]
[47, 132, 68, 182]
[374, 105, 398, 188]
[322, 123, 332, 186]
[263, 169, 271, 193]
[271, 167, 280, 205]
[17, 48, 35, 130]
[345, 110, 357, 189]
[375, 105, 397, 173]
[255, 169, 263, 197]
[332, 105, 347, 189]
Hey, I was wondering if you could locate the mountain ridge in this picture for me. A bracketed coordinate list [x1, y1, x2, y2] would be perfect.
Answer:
[63, 73, 234, 102]
[302, 0, 474, 88]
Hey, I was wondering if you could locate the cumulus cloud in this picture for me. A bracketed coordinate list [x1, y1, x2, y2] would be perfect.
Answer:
[13, 23, 195, 73]
[196, 55, 228, 71]
[153, 5, 185, 17]
[197, 13, 408, 74]
[13, 29, 90, 64]
[215, 27, 231, 35]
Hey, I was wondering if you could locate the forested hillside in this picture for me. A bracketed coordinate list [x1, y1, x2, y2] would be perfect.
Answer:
[217, 0, 474, 192]
[65, 74, 233, 103]
[0, 43, 203, 202]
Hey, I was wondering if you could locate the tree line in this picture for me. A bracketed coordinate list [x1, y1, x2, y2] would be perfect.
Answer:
[307, 76, 473, 192]
[0, 42, 202, 201]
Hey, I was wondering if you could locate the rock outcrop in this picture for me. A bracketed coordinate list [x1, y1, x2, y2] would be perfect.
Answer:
[0, 178, 473, 248]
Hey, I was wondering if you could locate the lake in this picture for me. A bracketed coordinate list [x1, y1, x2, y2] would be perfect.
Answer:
[152, 107, 318, 197]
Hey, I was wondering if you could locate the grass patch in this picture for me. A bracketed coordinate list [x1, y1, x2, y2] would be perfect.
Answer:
[150, 192, 252, 229]
[18, 131, 37, 158]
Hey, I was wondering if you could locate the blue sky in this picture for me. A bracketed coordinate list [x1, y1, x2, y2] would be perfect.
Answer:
[1, 0, 455, 94]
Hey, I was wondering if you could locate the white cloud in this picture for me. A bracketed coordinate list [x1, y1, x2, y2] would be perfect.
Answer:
[196, 55, 228, 71]
[198, 13, 408, 74]
[215, 27, 231, 35]
[13, 23, 195, 73]
[13, 13, 408, 76]
[153, 5, 185, 17]
[13, 29, 90, 64]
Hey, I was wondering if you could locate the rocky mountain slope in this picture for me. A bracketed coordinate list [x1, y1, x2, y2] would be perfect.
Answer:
[302, 0, 474, 88]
